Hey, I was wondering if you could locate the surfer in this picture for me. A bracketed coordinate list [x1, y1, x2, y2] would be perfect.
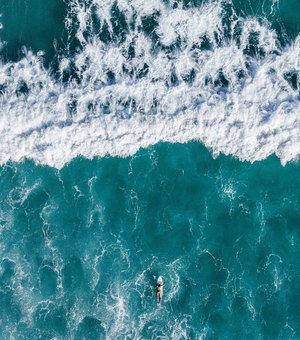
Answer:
[156, 276, 165, 303]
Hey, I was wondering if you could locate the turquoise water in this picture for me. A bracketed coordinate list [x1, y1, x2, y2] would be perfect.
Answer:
[1, 143, 300, 338]
[1, 0, 300, 338]
[0, 0, 66, 64]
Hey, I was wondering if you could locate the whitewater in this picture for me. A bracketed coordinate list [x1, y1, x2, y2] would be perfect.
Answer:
[0, 0, 299, 168]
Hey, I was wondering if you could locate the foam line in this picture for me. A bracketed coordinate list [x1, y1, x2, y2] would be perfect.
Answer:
[0, 0, 299, 168]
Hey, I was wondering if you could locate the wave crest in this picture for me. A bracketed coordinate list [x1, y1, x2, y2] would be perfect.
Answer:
[0, 0, 299, 167]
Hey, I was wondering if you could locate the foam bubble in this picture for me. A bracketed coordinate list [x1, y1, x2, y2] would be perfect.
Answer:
[0, 0, 300, 168]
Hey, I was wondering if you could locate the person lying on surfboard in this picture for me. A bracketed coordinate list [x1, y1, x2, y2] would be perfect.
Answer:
[156, 276, 165, 303]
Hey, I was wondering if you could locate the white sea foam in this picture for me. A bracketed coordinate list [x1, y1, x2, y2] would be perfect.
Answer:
[0, 0, 300, 168]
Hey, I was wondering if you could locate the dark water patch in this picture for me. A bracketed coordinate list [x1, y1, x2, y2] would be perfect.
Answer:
[182, 0, 206, 9]
[199, 35, 214, 51]
[0, 0, 67, 65]
[243, 31, 266, 58]
[125, 41, 136, 60]
[106, 69, 116, 84]
[90, 5, 101, 36]
[141, 12, 160, 39]
[0, 286, 22, 327]
[75, 316, 105, 340]
[0, 259, 16, 288]
[98, 20, 113, 44]
[221, 1, 238, 40]
[15, 79, 29, 97]
[110, 2, 128, 44]
[39, 263, 58, 297]
[213, 70, 230, 88]
[283, 70, 298, 91]
[62, 256, 86, 292]
[33, 303, 67, 338]
[261, 296, 286, 338]
[0, 83, 7, 95]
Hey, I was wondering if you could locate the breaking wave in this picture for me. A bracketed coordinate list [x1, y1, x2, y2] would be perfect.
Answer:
[0, 0, 299, 168]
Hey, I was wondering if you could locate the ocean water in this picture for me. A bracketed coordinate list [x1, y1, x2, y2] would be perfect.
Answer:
[0, 0, 300, 339]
